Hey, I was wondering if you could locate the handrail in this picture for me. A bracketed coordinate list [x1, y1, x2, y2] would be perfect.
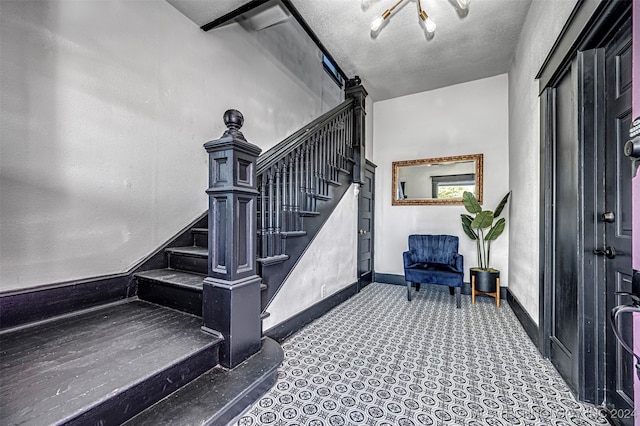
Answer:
[255, 97, 355, 262]
[256, 99, 353, 173]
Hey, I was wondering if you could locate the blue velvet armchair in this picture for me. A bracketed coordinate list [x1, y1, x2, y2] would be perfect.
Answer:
[403, 234, 464, 308]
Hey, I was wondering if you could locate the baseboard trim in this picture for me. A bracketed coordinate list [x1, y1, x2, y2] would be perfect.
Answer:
[373, 273, 406, 285]
[0, 274, 135, 330]
[265, 281, 358, 342]
[506, 289, 539, 348]
[374, 273, 507, 299]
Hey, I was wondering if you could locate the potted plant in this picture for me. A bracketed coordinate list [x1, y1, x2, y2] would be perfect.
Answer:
[460, 191, 510, 293]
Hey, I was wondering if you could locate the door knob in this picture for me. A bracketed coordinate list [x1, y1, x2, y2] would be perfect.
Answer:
[359, 229, 367, 235]
[594, 246, 616, 259]
[601, 212, 615, 223]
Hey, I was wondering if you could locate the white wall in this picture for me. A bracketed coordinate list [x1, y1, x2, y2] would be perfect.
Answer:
[0, 0, 341, 293]
[263, 184, 358, 330]
[373, 74, 510, 284]
[507, 0, 579, 325]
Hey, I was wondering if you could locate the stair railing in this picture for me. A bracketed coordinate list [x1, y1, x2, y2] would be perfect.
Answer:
[256, 99, 355, 263]
[201, 77, 367, 367]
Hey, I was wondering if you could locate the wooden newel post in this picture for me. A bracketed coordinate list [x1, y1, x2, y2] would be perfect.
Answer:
[345, 75, 368, 184]
[202, 109, 262, 369]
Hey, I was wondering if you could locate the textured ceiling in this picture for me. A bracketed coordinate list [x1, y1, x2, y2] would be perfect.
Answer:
[167, 0, 533, 101]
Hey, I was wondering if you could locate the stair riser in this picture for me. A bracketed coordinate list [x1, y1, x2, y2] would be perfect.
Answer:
[168, 254, 208, 275]
[121, 338, 283, 426]
[207, 371, 278, 425]
[137, 280, 203, 317]
[66, 344, 219, 426]
[193, 233, 208, 248]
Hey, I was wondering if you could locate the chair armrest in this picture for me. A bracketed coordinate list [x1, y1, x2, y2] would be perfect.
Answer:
[403, 251, 412, 268]
[453, 253, 464, 273]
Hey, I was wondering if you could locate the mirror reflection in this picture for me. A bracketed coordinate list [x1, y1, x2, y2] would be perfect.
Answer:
[392, 154, 483, 205]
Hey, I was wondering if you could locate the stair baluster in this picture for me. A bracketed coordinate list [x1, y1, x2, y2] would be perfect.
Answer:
[267, 168, 275, 257]
[274, 163, 282, 256]
[287, 153, 295, 232]
[294, 148, 301, 231]
[311, 135, 318, 211]
[281, 159, 289, 235]
[305, 139, 311, 213]
[260, 178, 267, 259]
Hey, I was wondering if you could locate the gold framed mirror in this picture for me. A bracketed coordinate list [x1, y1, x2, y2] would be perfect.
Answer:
[392, 154, 483, 205]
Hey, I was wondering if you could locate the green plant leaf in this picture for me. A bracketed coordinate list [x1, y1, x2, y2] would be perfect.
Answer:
[485, 218, 506, 241]
[494, 192, 511, 218]
[471, 210, 494, 229]
[463, 191, 482, 214]
[461, 214, 473, 227]
[461, 214, 478, 240]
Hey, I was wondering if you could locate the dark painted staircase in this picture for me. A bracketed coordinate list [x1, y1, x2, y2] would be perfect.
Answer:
[1, 80, 366, 426]
[134, 98, 357, 321]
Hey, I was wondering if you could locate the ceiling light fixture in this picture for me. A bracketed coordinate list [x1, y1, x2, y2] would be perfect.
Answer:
[418, 0, 436, 33]
[370, 0, 469, 35]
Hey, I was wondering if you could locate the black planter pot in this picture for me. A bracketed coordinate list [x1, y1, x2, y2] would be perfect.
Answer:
[470, 269, 500, 293]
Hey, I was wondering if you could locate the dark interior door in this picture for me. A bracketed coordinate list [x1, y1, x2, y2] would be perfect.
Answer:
[357, 161, 375, 289]
[540, 0, 633, 409]
[550, 65, 580, 394]
[603, 21, 634, 423]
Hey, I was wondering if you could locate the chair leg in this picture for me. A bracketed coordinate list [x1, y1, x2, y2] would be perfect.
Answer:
[448, 286, 455, 296]
[415, 283, 420, 292]
[407, 282, 412, 301]
[471, 275, 476, 304]
[455, 287, 461, 308]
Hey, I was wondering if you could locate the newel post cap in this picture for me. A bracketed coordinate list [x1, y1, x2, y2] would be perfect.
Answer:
[222, 109, 245, 139]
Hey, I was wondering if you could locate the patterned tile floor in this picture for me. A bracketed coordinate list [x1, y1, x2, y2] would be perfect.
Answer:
[234, 283, 610, 426]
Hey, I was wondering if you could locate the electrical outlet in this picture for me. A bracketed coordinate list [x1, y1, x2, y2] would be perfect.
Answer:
[321, 285, 326, 298]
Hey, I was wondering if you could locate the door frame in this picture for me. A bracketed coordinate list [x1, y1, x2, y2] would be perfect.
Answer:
[538, 0, 632, 404]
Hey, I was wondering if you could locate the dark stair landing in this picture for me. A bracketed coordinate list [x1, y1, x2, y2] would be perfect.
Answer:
[0, 300, 222, 426]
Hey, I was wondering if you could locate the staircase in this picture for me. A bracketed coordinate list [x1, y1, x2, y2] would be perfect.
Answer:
[135, 216, 208, 317]
[0, 79, 367, 426]
[134, 98, 357, 320]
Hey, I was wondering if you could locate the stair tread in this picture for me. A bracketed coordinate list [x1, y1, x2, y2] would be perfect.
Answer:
[191, 228, 208, 234]
[257, 254, 289, 266]
[299, 210, 320, 217]
[281, 230, 307, 238]
[136, 269, 206, 290]
[123, 338, 283, 426]
[165, 246, 208, 257]
[0, 300, 222, 426]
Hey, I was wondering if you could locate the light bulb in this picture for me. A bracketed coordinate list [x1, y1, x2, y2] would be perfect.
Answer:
[371, 16, 384, 31]
[456, 0, 470, 9]
[424, 17, 436, 33]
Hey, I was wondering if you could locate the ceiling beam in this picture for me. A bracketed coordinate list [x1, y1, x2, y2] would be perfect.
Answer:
[200, 0, 269, 32]
[200, 0, 349, 83]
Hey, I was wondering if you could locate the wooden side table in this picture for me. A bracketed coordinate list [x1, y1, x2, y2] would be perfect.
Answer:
[471, 275, 500, 307]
